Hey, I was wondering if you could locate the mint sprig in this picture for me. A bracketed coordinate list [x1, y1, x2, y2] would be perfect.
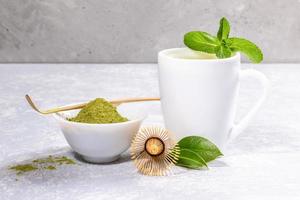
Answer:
[184, 17, 263, 63]
[175, 136, 223, 169]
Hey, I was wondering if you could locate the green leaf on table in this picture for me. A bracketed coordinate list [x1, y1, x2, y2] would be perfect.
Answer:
[176, 148, 208, 169]
[217, 17, 230, 41]
[184, 31, 220, 54]
[178, 136, 223, 162]
[225, 37, 263, 63]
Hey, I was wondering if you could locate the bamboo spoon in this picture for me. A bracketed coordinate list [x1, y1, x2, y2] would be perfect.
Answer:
[25, 94, 160, 115]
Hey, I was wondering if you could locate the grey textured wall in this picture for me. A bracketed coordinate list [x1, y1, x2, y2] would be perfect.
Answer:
[0, 0, 299, 63]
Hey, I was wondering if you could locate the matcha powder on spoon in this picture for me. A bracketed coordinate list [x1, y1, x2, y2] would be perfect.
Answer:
[68, 98, 128, 124]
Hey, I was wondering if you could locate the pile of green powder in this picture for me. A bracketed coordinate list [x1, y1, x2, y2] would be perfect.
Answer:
[68, 98, 128, 124]
[9, 155, 76, 175]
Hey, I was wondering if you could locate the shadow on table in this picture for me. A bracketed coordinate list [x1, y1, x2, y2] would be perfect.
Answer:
[73, 151, 131, 165]
[172, 160, 228, 175]
[208, 160, 228, 167]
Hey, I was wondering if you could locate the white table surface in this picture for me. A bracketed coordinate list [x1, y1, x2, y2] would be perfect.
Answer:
[0, 63, 300, 200]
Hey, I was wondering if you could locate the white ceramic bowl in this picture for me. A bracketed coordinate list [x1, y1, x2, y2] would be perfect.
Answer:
[53, 103, 146, 163]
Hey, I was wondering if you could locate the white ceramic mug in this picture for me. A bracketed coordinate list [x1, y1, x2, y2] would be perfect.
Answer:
[158, 48, 269, 149]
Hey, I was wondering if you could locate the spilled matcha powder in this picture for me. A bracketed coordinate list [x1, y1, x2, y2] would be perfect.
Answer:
[9, 164, 38, 175]
[9, 155, 76, 175]
[68, 98, 128, 124]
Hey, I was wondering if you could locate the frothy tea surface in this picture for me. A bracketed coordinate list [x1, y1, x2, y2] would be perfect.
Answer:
[166, 48, 218, 60]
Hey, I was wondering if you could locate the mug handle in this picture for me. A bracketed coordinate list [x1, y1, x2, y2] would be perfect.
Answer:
[228, 68, 270, 141]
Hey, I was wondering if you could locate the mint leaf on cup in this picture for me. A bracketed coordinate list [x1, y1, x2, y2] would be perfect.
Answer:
[184, 17, 263, 63]
[226, 37, 263, 63]
[184, 31, 220, 54]
[217, 17, 230, 41]
[216, 44, 232, 59]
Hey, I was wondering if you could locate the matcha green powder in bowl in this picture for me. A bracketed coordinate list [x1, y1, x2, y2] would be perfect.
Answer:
[68, 98, 128, 124]
[53, 98, 146, 163]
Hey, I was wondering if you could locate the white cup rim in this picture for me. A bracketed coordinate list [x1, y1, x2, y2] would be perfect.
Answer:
[158, 47, 240, 62]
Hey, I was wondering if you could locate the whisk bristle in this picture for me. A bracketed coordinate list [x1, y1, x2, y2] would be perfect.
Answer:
[130, 127, 180, 176]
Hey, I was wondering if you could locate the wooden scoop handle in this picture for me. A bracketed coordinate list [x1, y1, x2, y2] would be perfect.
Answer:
[25, 94, 160, 115]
